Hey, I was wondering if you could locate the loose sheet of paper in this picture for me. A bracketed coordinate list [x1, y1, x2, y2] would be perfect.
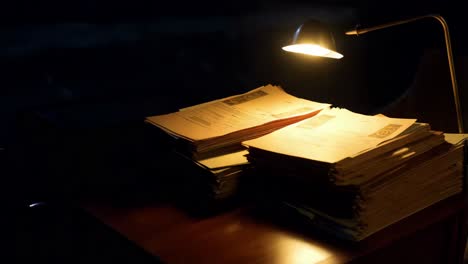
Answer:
[195, 150, 249, 169]
[243, 108, 416, 164]
[146, 85, 331, 141]
[444, 133, 468, 145]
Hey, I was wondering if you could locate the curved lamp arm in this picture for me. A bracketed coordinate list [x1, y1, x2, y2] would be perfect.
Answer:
[346, 14, 464, 133]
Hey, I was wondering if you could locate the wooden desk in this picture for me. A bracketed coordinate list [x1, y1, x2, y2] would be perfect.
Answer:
[84, 194, 467, 264]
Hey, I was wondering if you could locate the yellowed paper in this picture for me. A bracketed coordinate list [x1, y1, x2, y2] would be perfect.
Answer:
[146, 84, 331, 142]
[243, 108, 416, 164]
[444, 133, 468, 145]
[196, 150, 249, 169]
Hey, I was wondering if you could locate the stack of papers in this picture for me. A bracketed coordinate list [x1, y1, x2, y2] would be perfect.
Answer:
[146, 84, 330, 157]
[243, 108, 465, 241]
[174, 149, 250, 201]
[145, 84, 330, 207]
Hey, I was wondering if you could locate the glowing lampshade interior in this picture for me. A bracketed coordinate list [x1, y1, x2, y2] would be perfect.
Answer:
[282, 44, 343, 59]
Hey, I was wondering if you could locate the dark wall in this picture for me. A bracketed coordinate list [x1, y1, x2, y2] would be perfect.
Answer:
[0, 1, 364, 143]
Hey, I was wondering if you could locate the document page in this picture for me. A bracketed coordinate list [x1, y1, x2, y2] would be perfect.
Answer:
[196, 150, 249, 169]
[146, 84, 331, 141]
[243, 108, 416, 164]
[444, 133, 468, 145]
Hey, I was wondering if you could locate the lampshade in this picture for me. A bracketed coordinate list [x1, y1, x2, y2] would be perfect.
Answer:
[282, 20, 343, 59]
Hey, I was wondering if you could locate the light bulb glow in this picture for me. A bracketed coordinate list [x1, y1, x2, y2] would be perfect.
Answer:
[282, 44, 343, 59]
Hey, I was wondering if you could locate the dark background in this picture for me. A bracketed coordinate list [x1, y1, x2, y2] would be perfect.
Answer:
[4, 0, 468, 262]
[1, 0, 467, 139]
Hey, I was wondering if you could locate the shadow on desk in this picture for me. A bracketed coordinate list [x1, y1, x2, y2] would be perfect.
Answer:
[13, 202, 163, 264]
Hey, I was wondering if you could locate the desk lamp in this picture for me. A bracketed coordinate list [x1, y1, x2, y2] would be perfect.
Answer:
[283, 14, 464, 133]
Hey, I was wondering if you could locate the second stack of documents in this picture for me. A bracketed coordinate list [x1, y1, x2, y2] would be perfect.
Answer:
[243, 108, 464, 241]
